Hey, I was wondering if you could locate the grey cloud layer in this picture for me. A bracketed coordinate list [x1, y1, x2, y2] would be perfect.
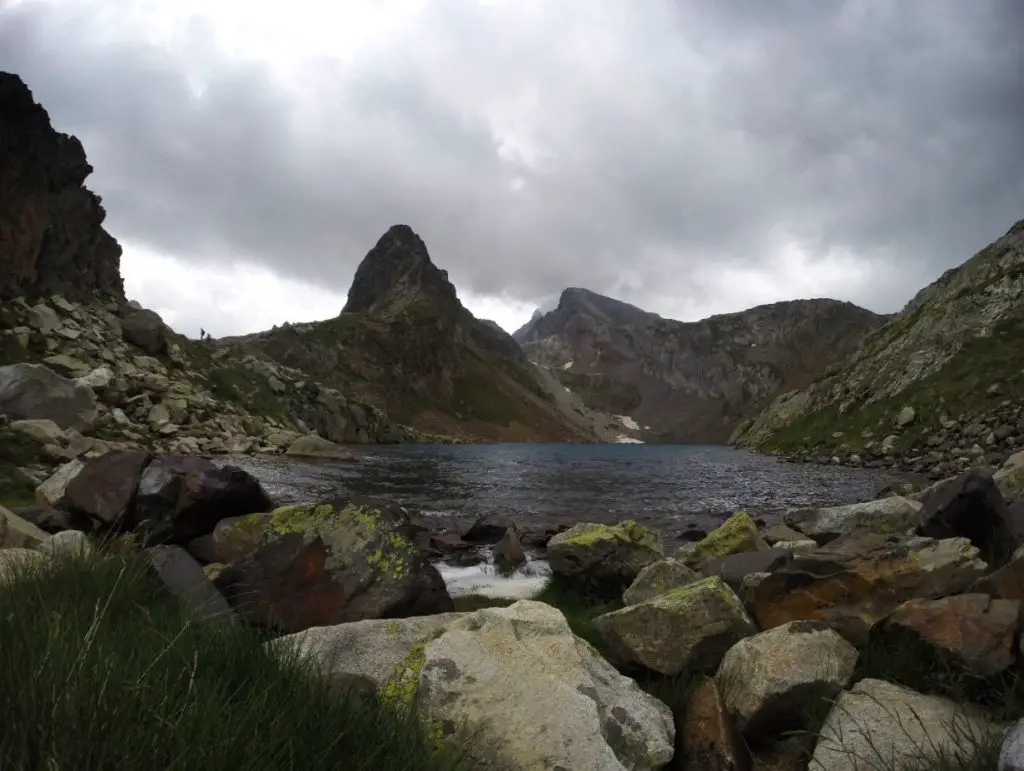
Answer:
[2, 0, 1023, 319]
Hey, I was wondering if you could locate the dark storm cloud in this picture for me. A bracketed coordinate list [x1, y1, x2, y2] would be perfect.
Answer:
[1, 0, 1023, 321]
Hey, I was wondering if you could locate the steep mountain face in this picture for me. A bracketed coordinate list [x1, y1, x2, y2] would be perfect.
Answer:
[0, 73, 123, 303]
[240, 227, 607, 442]
[732, 218, 1024, 476]
[515, 289, 887, 443]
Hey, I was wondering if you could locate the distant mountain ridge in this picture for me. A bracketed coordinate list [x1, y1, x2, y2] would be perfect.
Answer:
[515, 288, 888, 443]
[236, 226, 628, 442]
[732, 216, 1024, 476]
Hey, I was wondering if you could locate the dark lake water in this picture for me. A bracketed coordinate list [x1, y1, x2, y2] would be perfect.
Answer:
[225, 443, 907, 534]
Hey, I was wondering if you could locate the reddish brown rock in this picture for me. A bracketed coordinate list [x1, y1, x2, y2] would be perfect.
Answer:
[971, 545, 1024, 602]
[742, 533, 987, 645]
[62, 450, 152, 528]
[214, 498, 453, 633]
[0, 73, 123, 303]
[679, 677, 751, 771]
[877, 593, 1018, 677]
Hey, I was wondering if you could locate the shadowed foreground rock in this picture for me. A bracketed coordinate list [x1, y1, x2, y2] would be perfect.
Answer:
[214, 498, 453, 633]
[679, 677, 751, 771]
[810, 678, 999, 771]
[875, 593, 1019, 677]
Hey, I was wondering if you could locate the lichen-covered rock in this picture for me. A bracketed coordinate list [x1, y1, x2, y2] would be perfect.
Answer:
[596, 576, 757, 675]
[417, 600, 676, 771]
[682, 511, 767, 563]
[810, 679, 999, 771]
[214, 498, 453, 632]
[785, 496, 921, 544]
[743, 533, 988, 645]
[38, 529, 92, 558]
[623, 557, 697, 605]
[270, 613, 465, 696]
[547, 520, 663, 594]
[679, 677, 752, 771]
[876, 593, 1019, 677]
[716, 620, 858, 739]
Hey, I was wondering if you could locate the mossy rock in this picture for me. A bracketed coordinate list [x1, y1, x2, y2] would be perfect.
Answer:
[213, 497, 453, 633]
[547, 520, 664, 598]
[684, 511, 767, 563]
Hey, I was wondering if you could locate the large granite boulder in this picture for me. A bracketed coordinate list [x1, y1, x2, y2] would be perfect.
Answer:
[417, 601, 676, 770]
[285, 434, 356, 460]
[120, 308, 168, 354]
[742, 533, 988, 645]
[61, 450, 152, 529]
[874, 593, 1019, 677]
[133, 454, 274, 545]
[214, 498, 453, 633]
[786, 496, 921, 544]
[546, 520, 663, 595]
[596, 576, 757, 675]
[917, 470, 1019, 564]
[716, 620, 858, 740]
[0, 363, 98, 432]
[810, 679, 999, 771]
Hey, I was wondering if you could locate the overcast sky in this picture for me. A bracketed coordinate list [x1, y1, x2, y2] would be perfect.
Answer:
[2, 0, 1023, 337]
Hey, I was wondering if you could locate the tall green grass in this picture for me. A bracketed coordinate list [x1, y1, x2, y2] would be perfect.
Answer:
[0, 547, 483, 771]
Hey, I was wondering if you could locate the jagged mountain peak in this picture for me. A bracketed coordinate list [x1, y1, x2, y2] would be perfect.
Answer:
[342, 224, 458, 315]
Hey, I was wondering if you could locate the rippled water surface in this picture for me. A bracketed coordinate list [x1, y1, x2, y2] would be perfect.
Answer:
[227, 443, 906, 531]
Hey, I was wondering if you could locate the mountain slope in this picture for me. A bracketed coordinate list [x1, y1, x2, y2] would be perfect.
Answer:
[515, 288, 887, 443]
[732, 217, 1024, 474]
[238, 226, 609, 442]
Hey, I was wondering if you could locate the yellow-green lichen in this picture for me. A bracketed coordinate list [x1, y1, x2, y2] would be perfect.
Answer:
[386, 620, 402, 634]
[690, 511, 764, 560]
[649, 575, 746, 613]
[556, 520, 663, 552]
[378, 641, 427, 712]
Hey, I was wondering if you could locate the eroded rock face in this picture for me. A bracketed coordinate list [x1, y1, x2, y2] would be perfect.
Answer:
[743, 533, 988, 645]
[0, 73, 123, 303]
[547, 520, 663, 595]
[876, 593, 1019, 677]
[597, 576, 757, 675]
[810, 679, 999, 771]
[716, 620, 858, 740]
[214, 498, 453, 632]
[417, 601, 676, 771]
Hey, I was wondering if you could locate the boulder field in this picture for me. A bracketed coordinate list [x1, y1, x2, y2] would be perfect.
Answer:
[5, 450, 1024, 768]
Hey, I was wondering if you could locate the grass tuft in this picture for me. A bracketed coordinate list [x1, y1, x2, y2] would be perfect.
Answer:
[0, 547, 485, 771]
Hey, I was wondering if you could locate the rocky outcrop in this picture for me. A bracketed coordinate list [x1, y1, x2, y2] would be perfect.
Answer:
[237, 226, 616, 443]
[733, 216, 1024, 477]
[0, 73, 123, 303]
[514, 287, 886, 442]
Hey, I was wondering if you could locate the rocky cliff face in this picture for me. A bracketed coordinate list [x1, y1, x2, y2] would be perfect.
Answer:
[240, 227, 609, 442]
[0, 73, 123, 303]
[733, 217, 1024, 476]
[514, 288, 887, 443]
